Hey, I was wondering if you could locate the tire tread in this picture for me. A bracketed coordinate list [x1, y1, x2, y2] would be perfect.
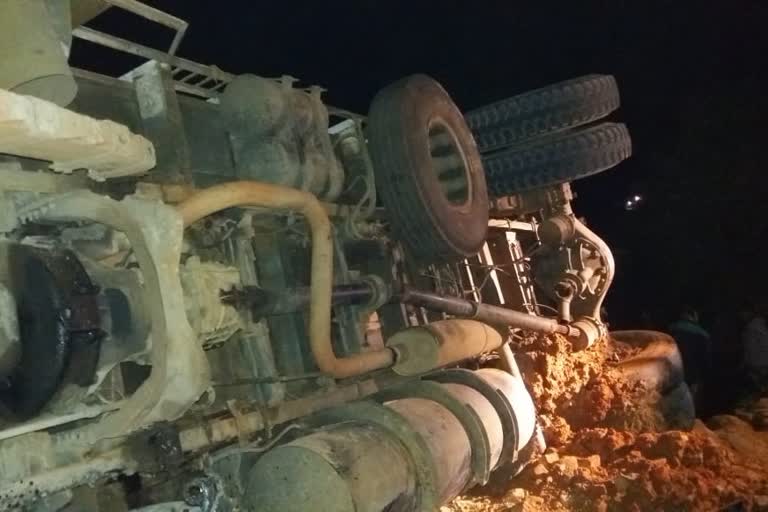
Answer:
[483, 123, 632, 197]
[466, 75, 620, 152]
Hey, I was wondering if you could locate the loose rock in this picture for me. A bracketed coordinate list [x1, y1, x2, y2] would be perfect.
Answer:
[579, 454, 601, 469]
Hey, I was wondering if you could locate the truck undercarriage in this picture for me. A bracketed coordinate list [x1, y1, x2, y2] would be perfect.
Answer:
[0, 3, 639, 511]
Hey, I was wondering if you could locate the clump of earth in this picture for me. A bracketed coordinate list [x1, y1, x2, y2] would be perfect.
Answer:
[444, 333, 768, 512]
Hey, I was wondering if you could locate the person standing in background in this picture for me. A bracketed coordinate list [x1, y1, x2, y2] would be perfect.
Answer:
[668, 306, 711, 396]
[742, 301, 768, 393]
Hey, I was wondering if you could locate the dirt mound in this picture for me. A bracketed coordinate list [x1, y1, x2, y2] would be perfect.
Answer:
[514, 333, 678, 447]
[445, 334, 768, 512]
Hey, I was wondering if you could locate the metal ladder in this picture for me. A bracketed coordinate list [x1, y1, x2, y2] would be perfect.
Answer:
[71, 0, 234, 99]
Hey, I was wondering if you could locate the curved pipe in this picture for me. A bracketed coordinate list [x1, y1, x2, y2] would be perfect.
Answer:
[323, 157, 345, 202]
[176, 181, 394, 379]
[573, 218, 615, 319]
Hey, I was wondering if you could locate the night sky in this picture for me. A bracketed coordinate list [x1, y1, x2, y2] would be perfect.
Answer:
[73, 1, 768, 329]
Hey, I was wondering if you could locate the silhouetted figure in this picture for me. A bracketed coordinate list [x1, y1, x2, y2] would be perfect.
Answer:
[698, 309, 746, 417]
[742, 301, 768, 393]
[668, 306, 711, 394]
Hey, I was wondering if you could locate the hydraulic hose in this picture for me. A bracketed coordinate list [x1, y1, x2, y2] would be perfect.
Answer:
[176, 181, 394, 379]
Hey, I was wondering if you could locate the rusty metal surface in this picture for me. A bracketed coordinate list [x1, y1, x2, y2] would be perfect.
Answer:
[0, 244, 103, 418]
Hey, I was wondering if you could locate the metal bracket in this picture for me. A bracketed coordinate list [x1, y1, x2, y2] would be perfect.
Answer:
[126, 422, 184, 473]
[133, 61, 191, 183]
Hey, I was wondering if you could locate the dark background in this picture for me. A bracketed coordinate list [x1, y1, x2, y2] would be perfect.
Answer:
[73, 0, 768, 331]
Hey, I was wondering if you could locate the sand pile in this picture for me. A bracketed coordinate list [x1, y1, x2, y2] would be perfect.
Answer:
[512, 333, 677, 444]
[444, 333, 768, 512]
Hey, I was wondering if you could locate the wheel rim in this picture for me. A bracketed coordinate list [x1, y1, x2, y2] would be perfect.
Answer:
[428, 118, 471, 206]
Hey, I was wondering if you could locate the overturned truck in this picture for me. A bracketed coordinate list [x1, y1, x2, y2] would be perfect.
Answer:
[0, 2, 648, 511]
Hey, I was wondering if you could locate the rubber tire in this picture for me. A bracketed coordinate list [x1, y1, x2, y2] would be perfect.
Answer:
[482, 122, 631, 197]
[465, 74, 620, 152]
[611, 330, 685, 393]
[368, 74, 489, 263]
[611, 330, 696, 430]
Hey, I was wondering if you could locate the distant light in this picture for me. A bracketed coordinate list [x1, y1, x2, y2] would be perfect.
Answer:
[624, 193, 644, 211]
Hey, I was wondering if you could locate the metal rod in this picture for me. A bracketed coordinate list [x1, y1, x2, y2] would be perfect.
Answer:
[72, 26, 234, 82]
[0, 403, 118, 443]
[104, 0, 188, 55]
[398, 287, 577, 337]
[224, 282, 377, 316]
[261, 284, 374, 314]
[0, 376, 385, 504]
[179, 377, 384, 453]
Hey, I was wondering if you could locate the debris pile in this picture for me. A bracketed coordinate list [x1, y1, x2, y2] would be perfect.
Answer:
[445, 334, 768, 512]
[513, 334, 676, 444]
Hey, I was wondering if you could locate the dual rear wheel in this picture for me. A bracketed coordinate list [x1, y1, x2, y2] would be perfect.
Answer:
[367, 74, 630, 263]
